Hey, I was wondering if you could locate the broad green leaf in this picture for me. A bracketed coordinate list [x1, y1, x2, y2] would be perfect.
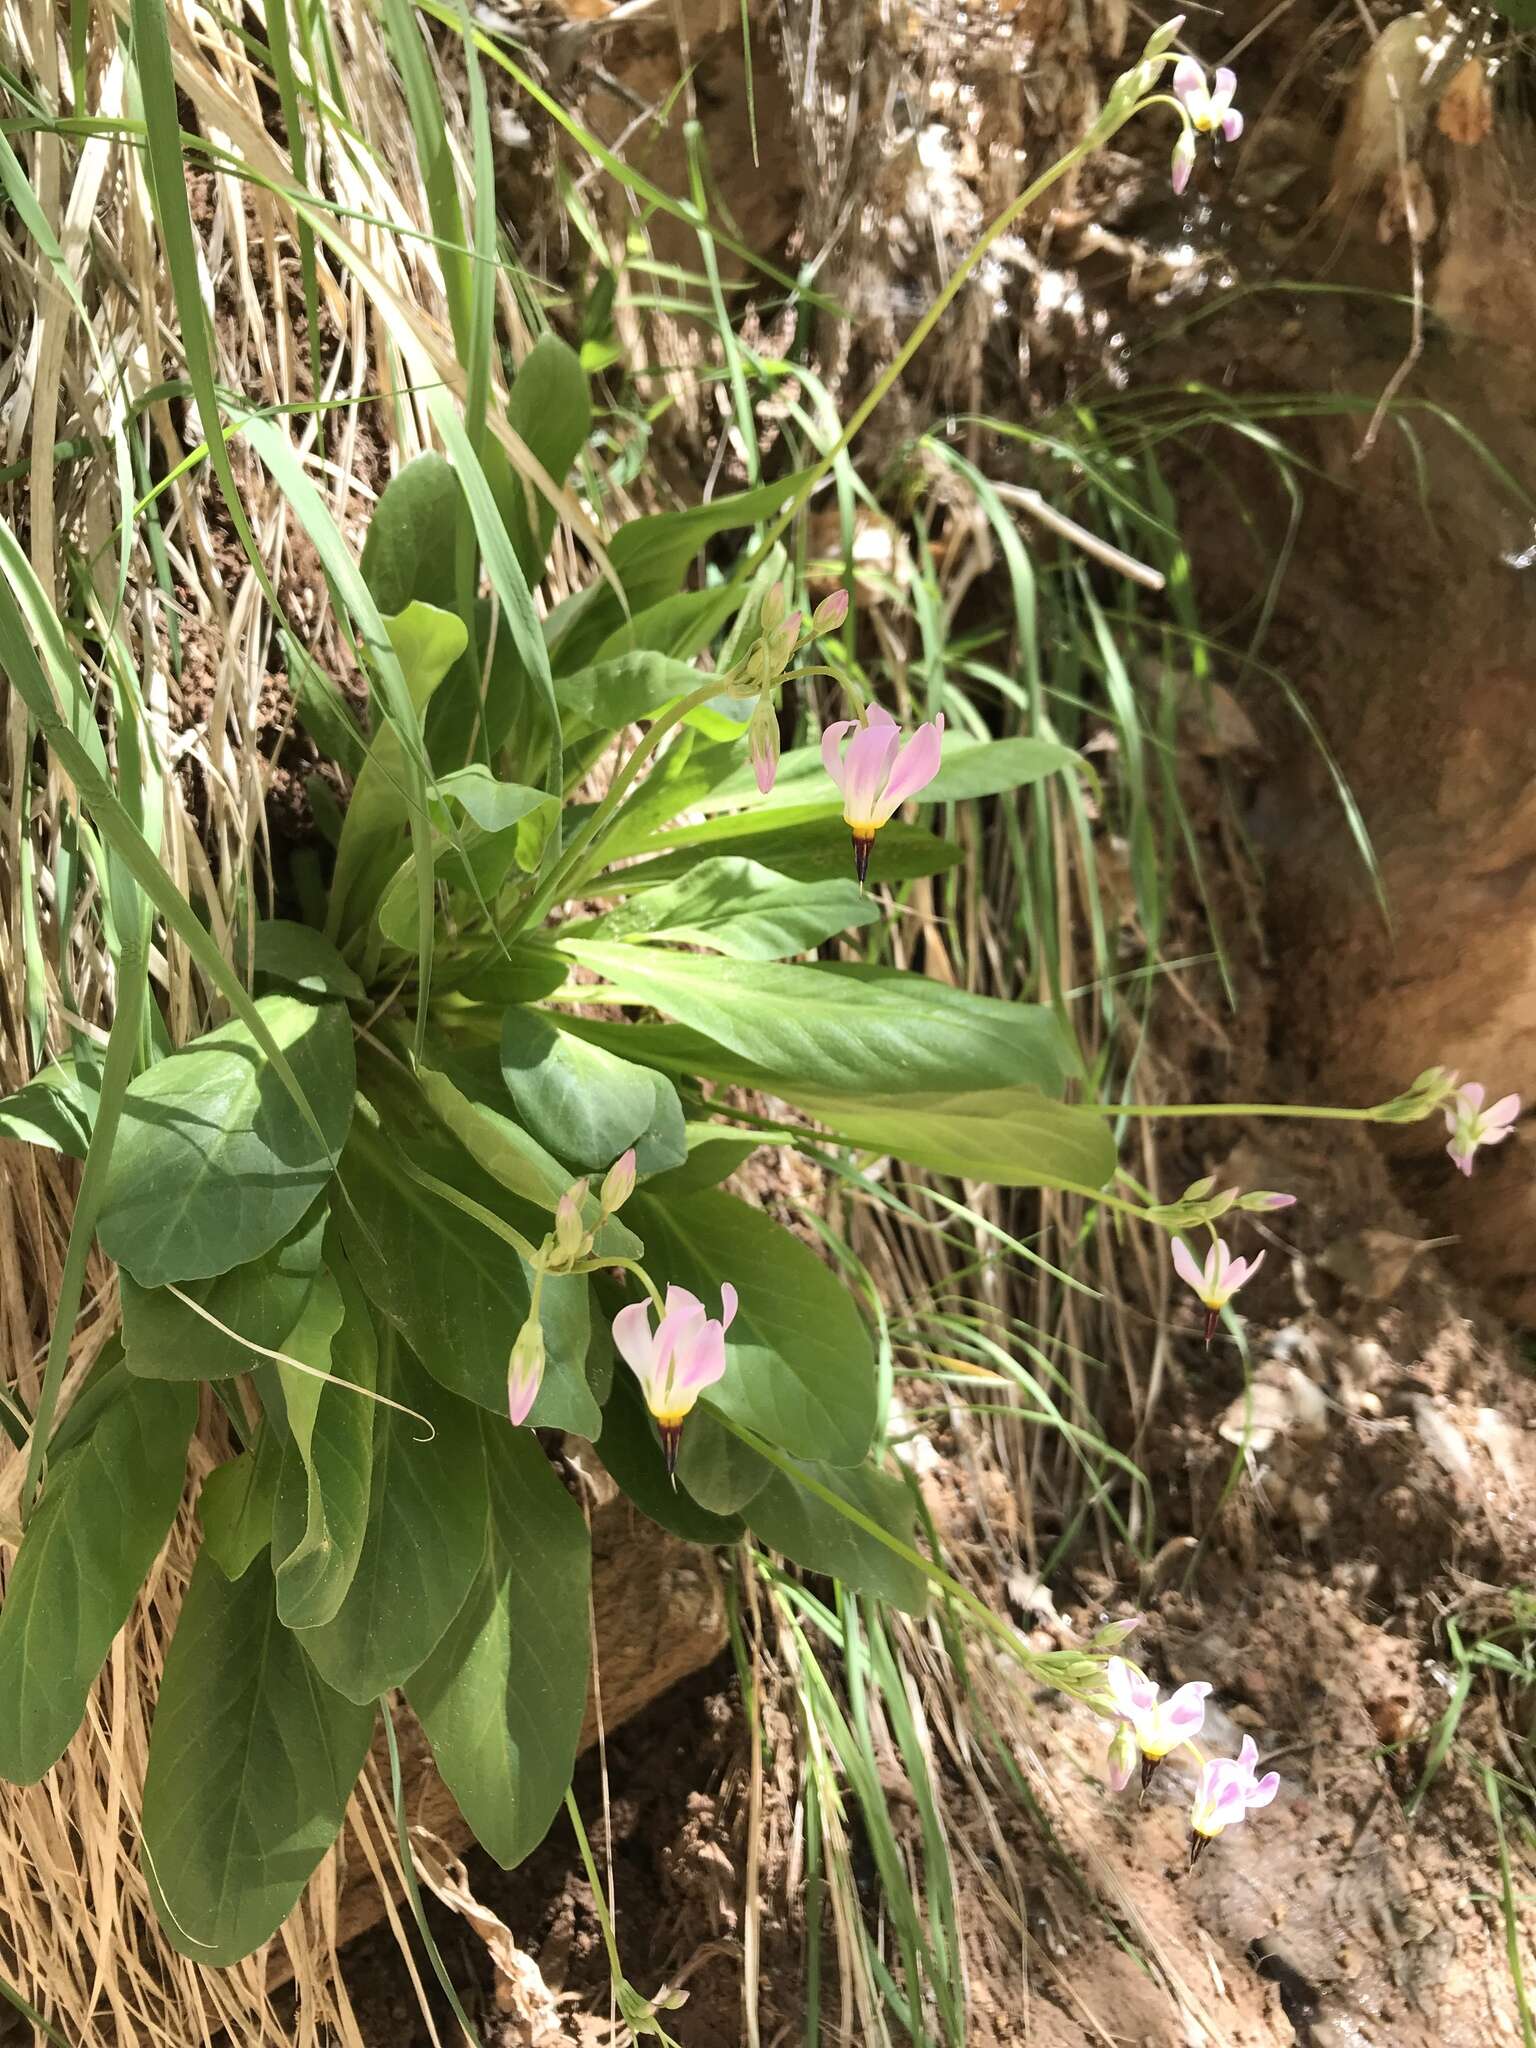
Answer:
[201, 1426, 283, 1581]
[502, 333, 591, 579]
[641, 1123, 763, 1197]
[327, 601, 468, 941]
[376, 768, 555, 952]
[121, 1201, 328, 1381]
[608, 471, 817, 615]
[551, 472, 814, 673]
[595, 1370, 744, 1542]
[620, 816, 961, 891]
[629, 1189, 874, 1466]
[0, 1375, 194, 1782]
[294, 1334, 485, 1702]
[631, 1067, 690, 1177]
[792, 1085, 1117, 1191]
[450, 947, 569, 1007]
[97, 997, 354, 1287]
[359, 452, 460, 614]
[0, 1054, 98, 1156]
[417, 1048, 573, 1209]
[556, 650, 708, 735]
[409, 1420, 590, 1868]
[338, 1099, 598, 1433]
[252, 921, 366, 1001]
[500, 1005, 665, 1173]
[676, 1408, 774, 1515]
[417, 1048, 645, 1257]
[587, 584, 744, 667]
[580, 858, 878, 961]
[271, 1245, 377, 1627]
[595, 734, 742, 863]
[141, 1551, 373, 1966]
[559, 947, 1067, 1097]
[745, 1460, 928, 1614]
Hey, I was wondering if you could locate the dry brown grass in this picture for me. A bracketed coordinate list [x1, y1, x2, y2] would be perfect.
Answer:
[0, 3, 525, 2037]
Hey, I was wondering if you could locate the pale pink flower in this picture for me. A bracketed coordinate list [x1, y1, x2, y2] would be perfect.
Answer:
[1170, 55, 1242, 193]
[506, 1317, 546, 1428]
[1173, 55, 1243, 140]
[1444, 1082, 1520, 1176]
[748, 696, 780, 795]
[1189, 1736, 1280, 1862]
[1171, 1234, 1264, 1346]
[613, 1282, 738, 1476]
[820, 703, 945, 885]
[1105, 1657, 1211, 1790]
[812, 587, 850, 634]
[600, 1148, 637, 1217]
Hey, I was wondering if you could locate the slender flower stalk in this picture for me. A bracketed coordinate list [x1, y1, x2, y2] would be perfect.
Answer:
[1171, 1234, 1264, 1347]
[820, 703, 945, 886]
[613, 1283, 738, 1479]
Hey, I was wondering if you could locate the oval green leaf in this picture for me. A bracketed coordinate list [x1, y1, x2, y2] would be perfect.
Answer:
[140, 1550, 374, 1965]
[0, 1375, 195, 1783]
[97, 996, 355, 1288]
[408, 1421, 591, 1869]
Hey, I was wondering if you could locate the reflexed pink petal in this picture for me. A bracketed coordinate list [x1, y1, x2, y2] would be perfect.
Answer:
[612, 1302, 658, 1378]
[871, 715, 946, 822]
[1489, 1093, 1521, 1128]
[719, 1282, 739, 1332]
[1447, 1138, 1474, 1174]
[1211, 66, 1238, 107]
[866, 701, 898, 727]
[1207, 1237, 1230, 1293]
[1236, 1735, 1258, 1773]
[1458, 1081, 1486, 1113]
[1162, 1681, 1211, 1736]
[1171, 1236, 1205, 1294]
[664, 1284, 704, 1318]
[820, 720, 858, 793]
[1107, 1657, 1158, 1720]
[1221, 107, 1244, 142]
[670, 1319, 728, 1398]
[840, 720, 902, 827]
[1247, 1770, 1281, 1810]
[1172, 54, 1205, 104]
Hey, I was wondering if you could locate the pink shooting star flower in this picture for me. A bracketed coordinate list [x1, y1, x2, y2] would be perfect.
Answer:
[1105, 1657, 1211, 1792]
[747, 696, 781, 795]
[1444, 1082, 1520, 1176]
[506, 1316, 546, 1428]
[1237, 1189, 1297, 1213]
[1171, 1233, 1264, 1347]
[600, 1147, 637, 1217]
[1189, 1736, 1280, 1864]
[820, 702, 945, 887]
[1170, 54, 1242, 193]
[613, 1282, 738, 1480]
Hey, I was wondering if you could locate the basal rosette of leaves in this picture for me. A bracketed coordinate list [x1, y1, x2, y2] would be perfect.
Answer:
[0, 339, 1115, 1968]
